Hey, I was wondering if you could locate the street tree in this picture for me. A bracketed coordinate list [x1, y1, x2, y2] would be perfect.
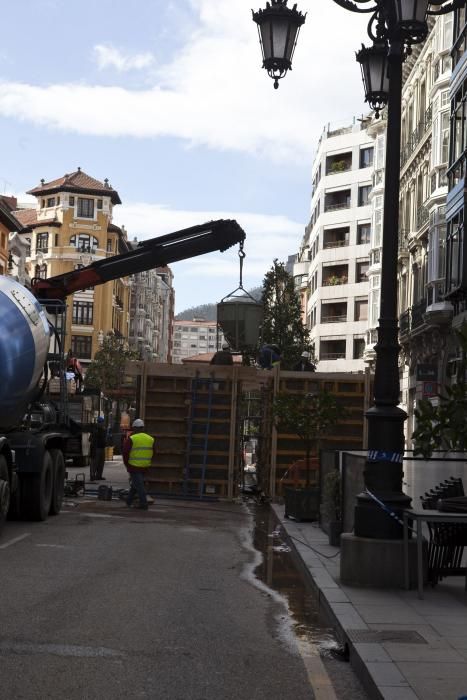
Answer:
[260, 259, 313, 369]
[84, 333, 138, 394]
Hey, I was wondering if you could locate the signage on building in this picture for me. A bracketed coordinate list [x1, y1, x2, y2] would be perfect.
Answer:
[416, 364, 437, 382]
[422, 381, 438, 399]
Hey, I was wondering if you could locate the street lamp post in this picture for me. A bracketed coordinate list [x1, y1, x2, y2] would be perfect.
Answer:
[253, 0, 462, 543]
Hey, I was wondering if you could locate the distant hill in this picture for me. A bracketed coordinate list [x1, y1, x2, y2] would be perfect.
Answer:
[176, 286, 262, 321]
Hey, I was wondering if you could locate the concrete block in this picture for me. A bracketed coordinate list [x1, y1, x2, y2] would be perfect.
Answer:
[340, 533, 425, 589]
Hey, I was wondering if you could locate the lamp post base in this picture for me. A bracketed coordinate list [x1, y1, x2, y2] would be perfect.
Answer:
[354, 488, 411, 539]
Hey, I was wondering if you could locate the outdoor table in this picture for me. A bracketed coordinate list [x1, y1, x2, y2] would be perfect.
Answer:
[403, 508, 467, 599]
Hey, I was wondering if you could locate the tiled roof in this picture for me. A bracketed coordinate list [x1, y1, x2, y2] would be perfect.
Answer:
[27, 169, 121, 205]
[13, 208, 38, 227]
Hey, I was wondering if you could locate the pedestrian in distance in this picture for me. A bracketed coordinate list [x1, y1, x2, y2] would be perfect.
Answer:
[122, 418, 155, 510]
[210, 342, 234, 365]
[90, 416, 107, 482]
[293, 351, 316, 372]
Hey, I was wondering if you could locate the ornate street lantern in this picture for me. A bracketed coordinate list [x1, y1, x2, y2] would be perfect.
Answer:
[252, 0, 306, 88]
[356, 42, 389, 117]
[393, 0, 430, 44]
[217, 243, 263, 351]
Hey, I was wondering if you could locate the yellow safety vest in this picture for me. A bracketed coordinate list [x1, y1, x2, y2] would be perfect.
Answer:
[128, 432, 155, 468]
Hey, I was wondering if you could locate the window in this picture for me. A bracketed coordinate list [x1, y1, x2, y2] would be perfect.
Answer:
[71, 335, 92, 359]
[72, 301, 94, 325]
[70, 233, 99, 252]
[69, 196, 75, 206]
[359, 147, 374, 169]
[36, 232, 49, 252]
[355, 299, 368, 321]
[357, 223, 371, 245]
[41, 199, 45, 209]
[97, 199, 103, 210]
[358, 185, 371, 207]
[356, 261, 369, 282]
[46, 197, 56, 207]
[77, 198, 94, 218]
[353, 338, 365, 359]
[107, 239, 113, 252]
[34, 263, 47, 279]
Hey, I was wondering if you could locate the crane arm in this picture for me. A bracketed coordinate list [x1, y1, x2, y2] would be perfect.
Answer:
[31, 219, 246, 300]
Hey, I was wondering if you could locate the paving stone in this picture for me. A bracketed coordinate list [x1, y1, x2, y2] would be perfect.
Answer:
[353, 642, 392, 662]
[379, 686, 420, 700]
[383, 642, 464, 662]
[356, 604, 426, 625]
[365, 661, 409, 686]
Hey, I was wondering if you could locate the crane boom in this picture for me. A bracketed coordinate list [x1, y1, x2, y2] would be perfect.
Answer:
[31, 219, 246, 300]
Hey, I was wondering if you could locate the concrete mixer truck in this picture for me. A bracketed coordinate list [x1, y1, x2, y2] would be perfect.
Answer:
[0, 219, 245, 529]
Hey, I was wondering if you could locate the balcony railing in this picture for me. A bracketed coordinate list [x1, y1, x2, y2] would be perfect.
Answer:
[416, 204, 429, 230]
[324, 201, 351, 212]
[398, 228, 410, 254]
[399, 309, 411, 335]
[322, 276, 348, 286]
[321, 314, 347, 323]
[400, 103, 433, 167]
[411, 298, 427, 330]
[320, 352, 346, 360]
[323, 239, 348, 249]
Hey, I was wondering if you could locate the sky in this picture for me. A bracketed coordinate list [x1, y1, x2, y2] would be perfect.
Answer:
[0, 0, 370, 314]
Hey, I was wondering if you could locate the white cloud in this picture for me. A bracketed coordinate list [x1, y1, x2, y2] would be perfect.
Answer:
[114, 201, 303, 310]
[93, 44, 155, 72]
[0, 0, 370, 165]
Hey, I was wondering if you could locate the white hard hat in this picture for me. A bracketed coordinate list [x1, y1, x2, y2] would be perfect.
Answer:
[132, 419, 145, 428]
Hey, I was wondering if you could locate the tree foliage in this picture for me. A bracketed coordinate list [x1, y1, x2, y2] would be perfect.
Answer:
[272, 391, 344, 486]
[412, 323, 467, 458]
[261, 260, 313, 370]
[84, 334, 139, 393]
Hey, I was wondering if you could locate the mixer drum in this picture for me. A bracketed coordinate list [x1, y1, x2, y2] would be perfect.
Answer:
[0, 277, 50, 431]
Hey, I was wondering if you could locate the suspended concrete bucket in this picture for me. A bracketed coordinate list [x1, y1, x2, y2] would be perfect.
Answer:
[217, 291, 263, 351]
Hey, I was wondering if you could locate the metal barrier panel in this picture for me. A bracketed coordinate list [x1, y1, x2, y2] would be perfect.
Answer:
[341, 451, 366, 534]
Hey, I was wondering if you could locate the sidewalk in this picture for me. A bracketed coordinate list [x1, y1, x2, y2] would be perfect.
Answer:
[273, 505, 467, 700]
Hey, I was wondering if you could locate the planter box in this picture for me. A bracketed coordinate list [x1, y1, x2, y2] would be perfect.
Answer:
[284, 487, 320, 522]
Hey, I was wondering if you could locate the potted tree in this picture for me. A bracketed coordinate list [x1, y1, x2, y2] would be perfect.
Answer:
[273, 390, 344, 521]
[321, 470, 342, 546]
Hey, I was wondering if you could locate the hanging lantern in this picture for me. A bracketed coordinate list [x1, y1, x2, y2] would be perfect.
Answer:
[393, 0, 429, 44]
[252, 0, 306, 88]
[356, 42, 389, 118]
[217, 243, 263, 351]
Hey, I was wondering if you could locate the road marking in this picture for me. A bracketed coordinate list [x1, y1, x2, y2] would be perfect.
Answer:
[297, 638, 338, 700]
[0, 533, 31, 549]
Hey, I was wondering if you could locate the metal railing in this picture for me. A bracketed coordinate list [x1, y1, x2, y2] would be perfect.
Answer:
[416, 204, 429, 230]
[323, 239, 349, 249]
[400, 103, 433, 167]
[321, 315, 347, 323]
[411, 298, 427, 330]
[319, 352, 346, 360]
[399, 309, 411, 335]
[324, 201, 351, 212]
[398, 228, 410, 254]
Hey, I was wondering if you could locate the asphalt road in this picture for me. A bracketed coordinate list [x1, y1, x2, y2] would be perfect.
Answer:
[0, 497, 368, 699]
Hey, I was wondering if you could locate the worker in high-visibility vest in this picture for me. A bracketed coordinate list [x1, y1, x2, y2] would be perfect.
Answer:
[122, 419, 155, 510]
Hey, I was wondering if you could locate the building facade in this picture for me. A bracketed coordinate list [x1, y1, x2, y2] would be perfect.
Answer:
[0, 196, 24, 276]
[394, 14, 453, 445]
[294, 120, 373, 372]
[172, 319, 225, 364]
[13, 169, 131, 368]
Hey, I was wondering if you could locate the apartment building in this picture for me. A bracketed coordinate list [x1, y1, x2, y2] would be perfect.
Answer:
[13, 169, 131, 368]
[0, 196, 23, 275]
[172, 319, 225, 364]
[294, 120, 373, 372]
[394, 14, 453, 444]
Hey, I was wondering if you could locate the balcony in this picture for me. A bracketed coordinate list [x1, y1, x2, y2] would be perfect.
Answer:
[321, 314, 347, 323]
[411, 298, 427, 330]
[323, 227, 349, 249]
[324, 189, 351, 213]
[416, 204, 429, 230]
[322, 275, 348, 286]
[399, 309, 410, 336]
[326, 152, 352, 175]
[400, 103, 433, 167]
[398, 229, 410, 255]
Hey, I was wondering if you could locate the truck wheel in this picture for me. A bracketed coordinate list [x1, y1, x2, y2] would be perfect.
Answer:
[21, 451, 53, 521]
[0, 456, 10, 530]
[49, 449, 65, 515]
